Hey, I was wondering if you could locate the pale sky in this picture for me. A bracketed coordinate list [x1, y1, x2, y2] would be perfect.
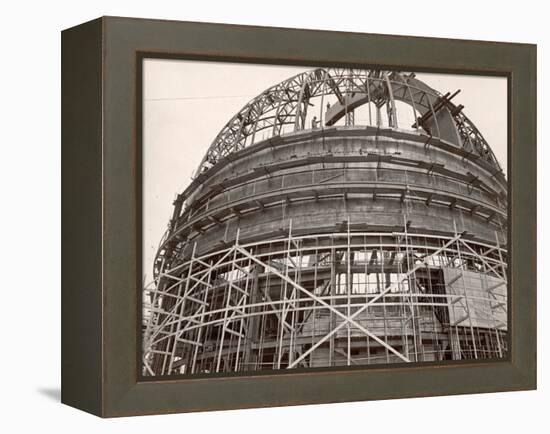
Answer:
[142, 59, 507, 283]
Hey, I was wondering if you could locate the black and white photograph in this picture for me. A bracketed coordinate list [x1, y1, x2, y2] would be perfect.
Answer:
[141, 60, 508, 377]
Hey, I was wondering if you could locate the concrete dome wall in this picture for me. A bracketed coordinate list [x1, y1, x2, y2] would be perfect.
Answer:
[163, 126, 506, 264]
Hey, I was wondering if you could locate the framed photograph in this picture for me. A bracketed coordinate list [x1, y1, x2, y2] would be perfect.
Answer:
[62, 16, 536, 417]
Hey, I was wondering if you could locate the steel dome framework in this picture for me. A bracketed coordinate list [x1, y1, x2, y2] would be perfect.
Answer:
[143, 68, 507, 376]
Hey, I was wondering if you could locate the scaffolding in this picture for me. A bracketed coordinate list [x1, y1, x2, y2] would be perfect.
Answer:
[143, 67, 507, 376]
[143, 227, 507, 375]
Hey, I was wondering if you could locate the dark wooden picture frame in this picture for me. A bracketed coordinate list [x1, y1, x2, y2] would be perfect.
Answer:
[61, 16, 536, 417]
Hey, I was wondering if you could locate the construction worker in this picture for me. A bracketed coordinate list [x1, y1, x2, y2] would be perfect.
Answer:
[311, 116, 318, 129]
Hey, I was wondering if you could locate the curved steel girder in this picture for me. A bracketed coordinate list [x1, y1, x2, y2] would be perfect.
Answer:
[196, 68, 502, 174]
[324, 72, 460, 144]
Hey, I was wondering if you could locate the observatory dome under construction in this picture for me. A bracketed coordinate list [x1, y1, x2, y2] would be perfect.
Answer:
[143, 68, 507, 376]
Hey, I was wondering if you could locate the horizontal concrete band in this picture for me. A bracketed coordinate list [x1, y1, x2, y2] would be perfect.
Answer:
[187, 149, 505, 213]
[176, 181, 504, 235]
[174, 199, 504, 259]
[182, 126, 506, 203]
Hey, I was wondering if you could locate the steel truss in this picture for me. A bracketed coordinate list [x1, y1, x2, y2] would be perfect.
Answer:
[197, 68, 502, 175]
[143, 228, 507, 376]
